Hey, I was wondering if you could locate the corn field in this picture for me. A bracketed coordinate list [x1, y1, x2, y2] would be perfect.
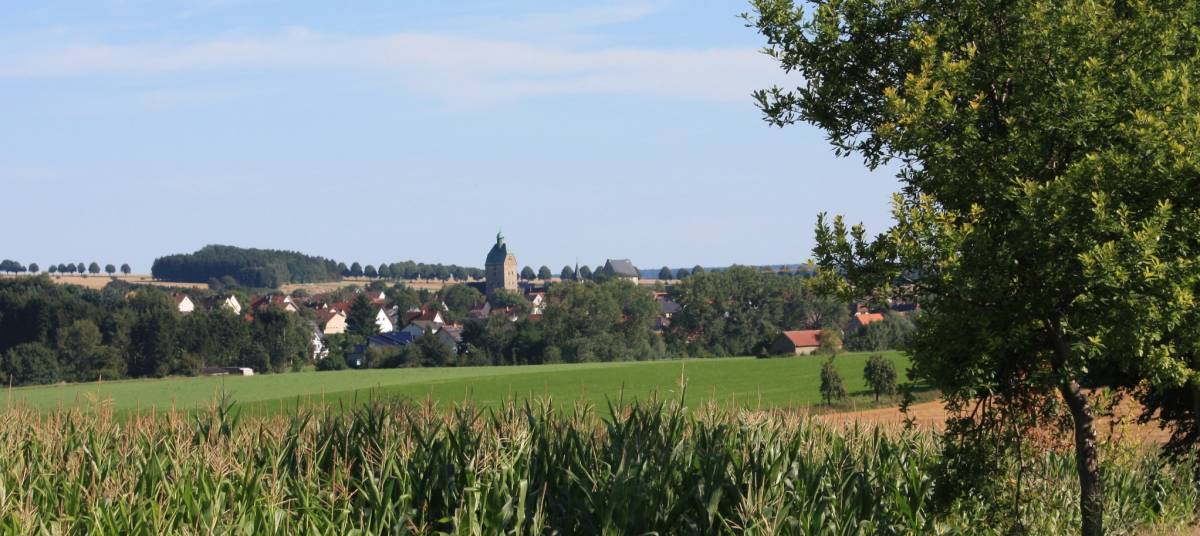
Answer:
[0, 397, 1195, 534]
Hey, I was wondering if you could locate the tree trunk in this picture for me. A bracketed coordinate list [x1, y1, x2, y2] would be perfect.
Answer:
[1059, 378, 1103, 536]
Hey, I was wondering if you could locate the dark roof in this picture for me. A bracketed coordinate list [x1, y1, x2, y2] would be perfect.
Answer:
[486, 232, 512, 265]
[605, 259, 639, 278]
[368, 332, 414, 347]
[658, 299, 681, 315]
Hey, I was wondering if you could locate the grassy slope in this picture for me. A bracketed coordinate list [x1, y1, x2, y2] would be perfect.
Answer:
[1, 351, 907, 415]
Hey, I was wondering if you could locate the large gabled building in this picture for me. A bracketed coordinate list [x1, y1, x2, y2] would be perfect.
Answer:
[485, 232, 518, 296]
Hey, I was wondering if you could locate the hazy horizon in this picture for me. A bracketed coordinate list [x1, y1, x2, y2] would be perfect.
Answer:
[2, 1, 900, 272]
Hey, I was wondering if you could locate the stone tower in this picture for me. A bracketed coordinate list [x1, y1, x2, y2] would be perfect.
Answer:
[485, 232, 518, 296]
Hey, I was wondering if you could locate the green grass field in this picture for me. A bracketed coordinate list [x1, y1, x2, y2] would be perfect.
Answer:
[1, 351, 908, 415]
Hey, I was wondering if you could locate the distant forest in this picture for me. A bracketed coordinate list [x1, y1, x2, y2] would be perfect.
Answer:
[151, 245, 486, 288]
[152, 245, 343, 288]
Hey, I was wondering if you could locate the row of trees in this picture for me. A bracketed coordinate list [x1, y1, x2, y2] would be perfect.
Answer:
[818, 354, 898, 405]
[0, 276, 312, 386]
[1, 260, 131, 276]
[339, 261, 484, 281]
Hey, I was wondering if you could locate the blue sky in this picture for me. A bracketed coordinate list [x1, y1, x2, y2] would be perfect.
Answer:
[1, 1, 899, 272]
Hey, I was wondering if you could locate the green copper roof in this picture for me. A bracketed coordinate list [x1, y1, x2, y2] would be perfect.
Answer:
[486, 232, 511, 265]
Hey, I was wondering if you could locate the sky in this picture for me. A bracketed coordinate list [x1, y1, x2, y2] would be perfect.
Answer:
[0, 0, 900, 273]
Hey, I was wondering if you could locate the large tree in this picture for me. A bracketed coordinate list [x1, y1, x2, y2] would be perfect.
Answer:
[120, 263, 131, 275]
[520, 266, 536, 281]
[749, 1, 1200, 534]
[346, 293, 379, 337]
[658, 266, 673, 280]
[537, 265, 552, 281]
[560, 265, 576, 280]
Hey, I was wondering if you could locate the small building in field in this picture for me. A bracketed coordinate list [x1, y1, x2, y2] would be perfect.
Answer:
[770, 330, 825, 356]
[201, 366, 254, 376]
[172, 293, 195, 314]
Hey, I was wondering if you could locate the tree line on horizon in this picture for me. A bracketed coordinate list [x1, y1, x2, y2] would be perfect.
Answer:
[2, 259, 131, 277]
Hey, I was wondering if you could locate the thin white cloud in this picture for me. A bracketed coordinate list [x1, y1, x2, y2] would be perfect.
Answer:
[0, 27, 783, 105]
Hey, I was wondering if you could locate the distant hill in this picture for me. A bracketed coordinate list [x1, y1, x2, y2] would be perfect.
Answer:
[152, 245, 342, 288]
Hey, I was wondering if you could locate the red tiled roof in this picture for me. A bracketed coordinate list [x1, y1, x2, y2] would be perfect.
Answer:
[854, 313, 885, 326]
[781, 330, 822, 348]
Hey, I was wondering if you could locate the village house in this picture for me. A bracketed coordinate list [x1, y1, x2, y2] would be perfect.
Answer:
[435, 325, 464, 354]
[848, 312, 885, 333]
[603, 259, 640, 284]
[308, 322, 328, 360]
[250, 294, 298, 313]
[172, 293, 195, 314]
[317, 309, 347, 336]
[374, 307, 395, 333]
[205, 295, 241, 315]
[527, 292, 546, 314]
[770, 330, 826, 356]
[367, 331, 416, 349]
[654, 292, 681, 331]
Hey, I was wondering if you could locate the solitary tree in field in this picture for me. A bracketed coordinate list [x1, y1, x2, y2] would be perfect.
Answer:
[28, 263, 38, 274]
[88, 262, 100, 275]
[104, 264, 115, 276]
[658, 266, 673, 280]
[520, 266, 535, 281]
[537, 266, 552, 280]
[749, 1, 1200, 533]
[863, 354, 897, 402]
[120, 263, 131, 275]
[819, 359, 846, 405]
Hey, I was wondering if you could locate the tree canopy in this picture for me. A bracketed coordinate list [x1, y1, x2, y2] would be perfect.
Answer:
[153, 245, 343, 288]
[749, 1, 1200, 533]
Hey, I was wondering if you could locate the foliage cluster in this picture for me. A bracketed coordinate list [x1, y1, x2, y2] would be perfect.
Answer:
[666, 266, 849, 356]
[152, 245, 344, 288]
[0, 276, 311, 385]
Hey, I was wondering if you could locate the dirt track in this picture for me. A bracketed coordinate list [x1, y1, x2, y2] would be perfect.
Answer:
[819, 399, 1174, 444]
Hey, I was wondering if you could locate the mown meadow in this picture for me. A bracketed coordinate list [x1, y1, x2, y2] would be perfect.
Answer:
[2, 353, 907, 416]
[0, 397, 1195, 534]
